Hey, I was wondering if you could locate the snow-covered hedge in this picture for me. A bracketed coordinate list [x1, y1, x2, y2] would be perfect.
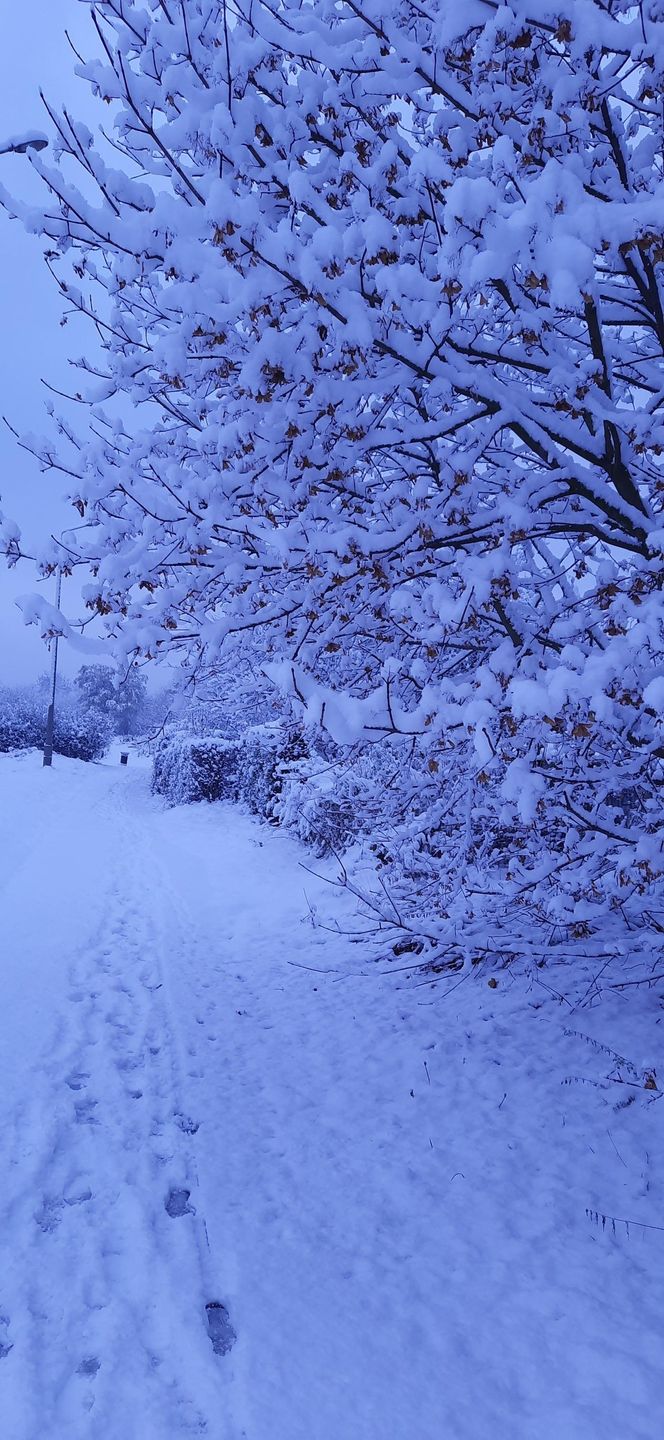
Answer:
[152, 724, 308, 819]
[0, 689, 110, 761]
[152, 736, 237, 806]
[0, 692, 43, 753]
[276, 774, 357, 857]
[275, 743, 375, 857]
[53, 709, 111, 762]
[152, 715, 664, 966]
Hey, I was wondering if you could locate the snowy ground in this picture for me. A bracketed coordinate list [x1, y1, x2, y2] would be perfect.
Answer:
[0, 750, 662, 1440]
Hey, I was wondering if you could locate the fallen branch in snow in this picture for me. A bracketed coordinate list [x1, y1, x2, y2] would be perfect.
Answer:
[608, 973, 664, 991]
[586, 1210, 664, 1238]
[574, 956, 618, 1009]
[564, 1029, 638, 1076]
[286, 960, 339, 975]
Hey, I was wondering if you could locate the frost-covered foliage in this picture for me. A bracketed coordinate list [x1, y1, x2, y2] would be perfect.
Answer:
[0, 684, 110, 761]
[0, 688, 44, 753]
[3, 0, 664, 954]
[152, 723, 306, 817]
[152, 735, 238, 806]
[75, 663, 149, 737]
[167, 647, 287, 740]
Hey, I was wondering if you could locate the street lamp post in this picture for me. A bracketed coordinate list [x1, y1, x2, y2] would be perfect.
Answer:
[0, 134, 48, 157]
[1, 132, 54, 761]
[42, 568, 63, 768]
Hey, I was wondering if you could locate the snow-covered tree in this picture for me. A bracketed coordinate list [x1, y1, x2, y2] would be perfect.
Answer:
[4, 0, 663, 950]
[114, 666, 148, 736]
[74, 662, 148, 735]
[75, 663, 117, 718]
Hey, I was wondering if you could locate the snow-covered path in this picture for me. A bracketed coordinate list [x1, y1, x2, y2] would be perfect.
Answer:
[1, 761, 233, 1437]
[1, 752, 663, 1440]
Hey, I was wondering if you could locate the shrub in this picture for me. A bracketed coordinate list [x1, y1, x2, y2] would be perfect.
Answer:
[54, 707, 111, 762]
[152, 722, 307, 819]
[0, 687, 110, 761]
[275, 754, 362, 856]
[0, 689, 43, 752]
[152, 735, 238, 806]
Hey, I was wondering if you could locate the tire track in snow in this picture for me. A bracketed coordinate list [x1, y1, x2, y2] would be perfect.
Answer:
[0, 775, 235, 1440]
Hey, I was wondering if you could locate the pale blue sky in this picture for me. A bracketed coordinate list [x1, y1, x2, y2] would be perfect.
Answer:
[0, 1, 98, 683]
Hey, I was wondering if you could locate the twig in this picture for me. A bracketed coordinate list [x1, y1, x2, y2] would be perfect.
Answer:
[606, 1129, 628, 1169]
[574, 955, 617, 1008]
[586, 1208, 664, 1236]
[609, 973, 664, 990]
[287, 959, 338, 975]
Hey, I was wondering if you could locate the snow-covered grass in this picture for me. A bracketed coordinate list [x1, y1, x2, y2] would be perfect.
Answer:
[0, 750, 662, 1439]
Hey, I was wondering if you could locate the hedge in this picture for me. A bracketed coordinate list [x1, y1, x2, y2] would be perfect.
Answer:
[0, 693, 110, 761]
[151, 724, 307, 819]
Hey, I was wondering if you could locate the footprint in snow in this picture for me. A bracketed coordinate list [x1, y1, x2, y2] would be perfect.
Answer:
[64, 1179, 93, 1207]
[34, 1197, 64, 1234]
[174, 1113, 199, 1135]
[165, 1187, 195, 1218]
[66, 1071, 90, 1092]
[35, 1184, 91, 1232]
[76, 1357, 101, 1378]
[115, 1055, 142, 1073]
[206, 1302, 236, 1356]
[0, 1315, 12, 1360]
[74, 1098, 99, 1125]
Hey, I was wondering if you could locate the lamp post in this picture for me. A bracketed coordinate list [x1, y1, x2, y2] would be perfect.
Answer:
[1, 132, 54, 759]
[42, 568, 63, 768]
[0, 134, 48, 157]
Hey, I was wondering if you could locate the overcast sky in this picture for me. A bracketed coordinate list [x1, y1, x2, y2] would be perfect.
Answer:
[0, 1, 100, 685]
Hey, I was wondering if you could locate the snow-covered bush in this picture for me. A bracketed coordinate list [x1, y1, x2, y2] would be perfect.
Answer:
[276, 740, 382, 858]
[277, 722, 664, 959]
[152, 735, 238, 807]
[0, 685, 110, 761]
[0, 688, 43, 753]
[153, 722, 307, 819]
[276, 768, 358, 859]
[53, 707, 111, 762]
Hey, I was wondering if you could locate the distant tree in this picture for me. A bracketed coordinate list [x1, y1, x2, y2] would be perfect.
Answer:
[36, 671, 73, 703]
[115, 668, 148, 737]
[74, 663, 148, 736]
[74, 665, 117, 724]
